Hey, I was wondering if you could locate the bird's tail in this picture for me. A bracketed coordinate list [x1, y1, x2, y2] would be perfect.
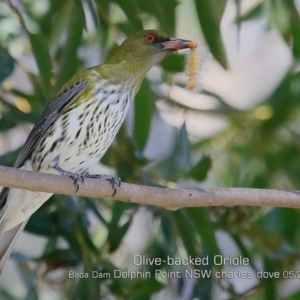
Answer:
[0, 220, 27, 274]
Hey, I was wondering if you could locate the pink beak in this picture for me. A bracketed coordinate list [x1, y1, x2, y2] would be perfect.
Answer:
[162, 38, 197, 51]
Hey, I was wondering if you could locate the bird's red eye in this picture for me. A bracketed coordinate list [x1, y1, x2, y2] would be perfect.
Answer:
[145, 33, 155, 43]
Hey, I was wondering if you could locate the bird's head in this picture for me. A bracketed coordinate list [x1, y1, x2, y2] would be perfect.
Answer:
[106, 30, 197, 79]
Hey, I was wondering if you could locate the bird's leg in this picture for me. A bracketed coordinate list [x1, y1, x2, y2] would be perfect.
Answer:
[82, 172, 121, 196]
[51, 157, 83, 193]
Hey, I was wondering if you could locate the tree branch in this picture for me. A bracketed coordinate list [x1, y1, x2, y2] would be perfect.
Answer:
[0, 165, 300, 209]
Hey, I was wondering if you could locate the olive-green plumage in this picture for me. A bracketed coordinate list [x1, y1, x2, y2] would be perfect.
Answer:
[0, 30, 195, 273]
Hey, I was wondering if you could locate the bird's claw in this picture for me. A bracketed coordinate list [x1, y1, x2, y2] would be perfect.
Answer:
[69, 173, 84, 193]
[84, 172, 121, 196]
[106, 176, 121, 196]
[53, 163, 84, 193]
[57, 172, 83, 192]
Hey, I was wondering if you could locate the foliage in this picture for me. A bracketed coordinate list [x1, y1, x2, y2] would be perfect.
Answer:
[0, 0, 300, 299]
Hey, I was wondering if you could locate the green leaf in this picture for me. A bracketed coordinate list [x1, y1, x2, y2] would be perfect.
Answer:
[10, 252, 34, 263]
[25, 211, 58, 236]
[94, 0, 110, 33]
[117, 160, 135, 181]
[263, 73, 295, 130]
[186, 208, 221, 258]
[290, 290, 300, 300]
[27, 32, 53, 100]
[77, 264, 100, 300]
[10, 88, 42, 111]
[0, 117, 16, 132]
[38, 249, 80, 268]
[284, 0, 300, 58]
[145, 123, 192, 180]
[0, 52, 14, 83]
[189, 155, 212, 181]
[278, 208, 300, 244]
[160, 54, 185, 72]
[234, 2, 263, 23]
[16, 262, 39, 300]
[263, 256, 277, 300]
[74, 0, 87, 30]
[105, 202, 135, 253]
[107, 215, 133, 253]
[114, 0, 143, 31]
[138, 0, 178, 35]
[0, 110, 37, 131]
[55, 4, 84, 90]
[86, 0, 100, 28]
[173, 210, 199, 258]
[197, 256, 213, 299]
[134, 80, 155, 150]
[173, 210, 213, 297]
[80, 225, 100, 255]
[83, 198, 108, 226]
[131, 278, 164, 297]
[0, 288, 18, 300]
[109, 202, 127, 228]
[0, 148, 20, 166]
[194, 0, 227, 68]
[177, 123, 192, 170]
[52, 196, 101, 258]
[231, 234, 257, 271]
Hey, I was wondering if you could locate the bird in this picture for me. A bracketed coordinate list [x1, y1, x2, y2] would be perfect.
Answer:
[0, 29, 196, 273]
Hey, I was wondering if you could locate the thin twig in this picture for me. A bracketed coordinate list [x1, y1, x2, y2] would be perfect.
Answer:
[0, 165, 300, 209]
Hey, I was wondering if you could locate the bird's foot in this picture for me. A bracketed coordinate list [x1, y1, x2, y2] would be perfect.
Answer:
[53, 164, 84, 193]
[83, 172, 121, 196]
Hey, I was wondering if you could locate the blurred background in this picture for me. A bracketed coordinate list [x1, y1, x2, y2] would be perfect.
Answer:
[0, 0, 300, 299]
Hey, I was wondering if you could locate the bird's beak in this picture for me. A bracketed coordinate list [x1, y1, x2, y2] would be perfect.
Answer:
[162, 38, 197, 51]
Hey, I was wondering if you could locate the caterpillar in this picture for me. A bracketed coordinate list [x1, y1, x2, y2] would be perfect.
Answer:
[185, 44, 211, 91]
[186, 45, 200, 90]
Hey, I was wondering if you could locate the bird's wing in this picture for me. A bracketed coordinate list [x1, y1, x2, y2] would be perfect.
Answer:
[0, 79, 88, 208]
[14, 80, 88, 168]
